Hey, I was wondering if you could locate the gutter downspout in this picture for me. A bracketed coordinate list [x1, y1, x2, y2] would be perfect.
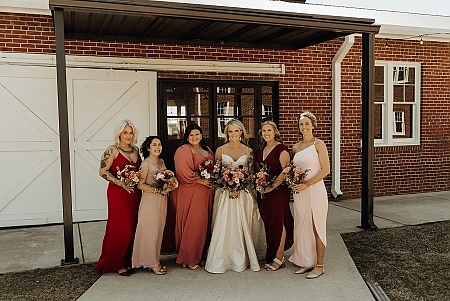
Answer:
[331, 34, 354, 199]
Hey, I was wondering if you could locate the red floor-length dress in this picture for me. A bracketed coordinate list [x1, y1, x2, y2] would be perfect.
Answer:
[95, 152, 142, 274]
[174, 144, 214, 266]
[256, 144, 294, 264]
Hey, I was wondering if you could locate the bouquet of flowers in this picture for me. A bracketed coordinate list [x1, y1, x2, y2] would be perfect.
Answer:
[255, 163, 275, 199]
[198, 159, 221, 181]
[283, 162, 310, 194]
[116, 164, 141, 188]
[151, 169, 179, 194]
[216, 165, 254, 199]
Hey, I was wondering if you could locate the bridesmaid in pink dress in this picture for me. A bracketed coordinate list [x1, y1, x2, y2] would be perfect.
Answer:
[132, 136, 172, 275]
[287, 111, 330, 279]
[174, 124, 214, 270]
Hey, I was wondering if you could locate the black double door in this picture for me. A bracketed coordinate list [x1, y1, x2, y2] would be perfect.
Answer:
[158, 79, 278, 171]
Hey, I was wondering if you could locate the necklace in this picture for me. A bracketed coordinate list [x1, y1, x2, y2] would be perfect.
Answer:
[118, 146, 135, 154]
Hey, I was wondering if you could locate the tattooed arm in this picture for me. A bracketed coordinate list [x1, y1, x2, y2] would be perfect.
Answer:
[99, 145, 123, 187]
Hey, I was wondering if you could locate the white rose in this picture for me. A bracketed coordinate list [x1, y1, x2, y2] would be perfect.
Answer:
[201, 170, 210, 179]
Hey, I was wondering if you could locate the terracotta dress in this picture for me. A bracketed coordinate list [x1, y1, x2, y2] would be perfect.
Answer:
[174, 144, 215, 266]
[132, 160, 167, 269]
[255, 144, 294, 264]
[289, 140, 328, 268]
[95, 152, 142, 274]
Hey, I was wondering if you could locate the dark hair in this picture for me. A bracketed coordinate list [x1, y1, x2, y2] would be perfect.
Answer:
[181, 123, 208, 150]
[140, 136, 164, 159]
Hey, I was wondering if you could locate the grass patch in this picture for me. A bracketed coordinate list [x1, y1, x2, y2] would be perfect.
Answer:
[0, 263, 100, 301]
[342, 220, 450, 301]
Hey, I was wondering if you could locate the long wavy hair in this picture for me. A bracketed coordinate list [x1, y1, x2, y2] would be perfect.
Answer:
[223, 119, 249, 146]
[140, 136, 164, 159]
[181, 123, 208, 150]
[113, 119, 139, 146]
[258, 120, 282, 150]
[298, 111, 318, 140]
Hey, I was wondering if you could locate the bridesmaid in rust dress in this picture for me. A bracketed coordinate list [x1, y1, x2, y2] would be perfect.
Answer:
[255, 120, 294, 271]
[95, 120, 142, 276]
[174, 124, 214, 270]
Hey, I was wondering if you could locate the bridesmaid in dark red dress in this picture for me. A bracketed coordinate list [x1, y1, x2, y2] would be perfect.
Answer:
[255, 120, 294, 271]
[95, 120, 142, 276]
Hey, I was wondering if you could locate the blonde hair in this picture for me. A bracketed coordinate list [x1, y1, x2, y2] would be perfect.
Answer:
[258, 120, 282, 150]
[224, 119, 249, 146]
[113, 119, 139, 146]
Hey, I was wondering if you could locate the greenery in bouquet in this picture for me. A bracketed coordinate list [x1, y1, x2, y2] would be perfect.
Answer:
[216, 165, 254, 199]
[283, 162, 310, 193]
[255, 163, 274, 199]
[151, 169, 179, 194]
[116, 164, 141, 188]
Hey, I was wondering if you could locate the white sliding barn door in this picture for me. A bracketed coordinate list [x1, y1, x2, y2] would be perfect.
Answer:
[0, 64, 156, 227]
[68, 68, 156, 222]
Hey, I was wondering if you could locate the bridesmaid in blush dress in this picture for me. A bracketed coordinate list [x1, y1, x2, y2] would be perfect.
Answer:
[174, 124, 215, 270]
[255, 120, 294, 271]
[287, 111, 330, 279]
[95, 120, 142, 276]
[132, 136, 172, 275]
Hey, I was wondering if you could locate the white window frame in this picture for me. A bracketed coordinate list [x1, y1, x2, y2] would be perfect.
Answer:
[375, 61, 421, 146]
[393, 111, 405, 135]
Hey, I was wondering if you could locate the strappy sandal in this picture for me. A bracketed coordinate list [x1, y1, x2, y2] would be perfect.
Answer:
[266, 257, 285, 271]
[149, 266, 166, 275]
[306, 264, 324, 279]
[182, 263, 201, 270]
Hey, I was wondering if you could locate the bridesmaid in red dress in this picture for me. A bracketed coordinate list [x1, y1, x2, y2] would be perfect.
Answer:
[255, 120, 294, 271]
[95, 120, 142, 276]
[174, 123, 214, 270]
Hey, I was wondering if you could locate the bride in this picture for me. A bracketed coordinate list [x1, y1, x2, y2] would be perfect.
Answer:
[205, 119, 266, 273]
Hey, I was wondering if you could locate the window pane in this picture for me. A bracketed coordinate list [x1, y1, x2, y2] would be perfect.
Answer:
[241, 117, 255, 139]
[405, 85, 415, 102]
[188, 93, 209, 117]
[393, 104, 412, 139]
[407, 67, 415, 84]
[167, 117, 187, 140]
[375, 66, 384, 84]
[394, 85, 405, 102]
[241, 94, 254, 116]
[375, 85, 384, 102]
[217, 94, 234, 116]
[374, 104, 383, 139]
[262, 86, 273, 94]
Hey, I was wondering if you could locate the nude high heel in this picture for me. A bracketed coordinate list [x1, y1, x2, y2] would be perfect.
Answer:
[306, 264, 324, 279]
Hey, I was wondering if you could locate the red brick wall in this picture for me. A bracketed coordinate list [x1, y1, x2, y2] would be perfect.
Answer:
[2, 12, 450, 198]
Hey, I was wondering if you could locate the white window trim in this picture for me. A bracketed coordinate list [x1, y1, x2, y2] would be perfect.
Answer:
[393, 111, 405, 135]
[375, 61, 421, 147]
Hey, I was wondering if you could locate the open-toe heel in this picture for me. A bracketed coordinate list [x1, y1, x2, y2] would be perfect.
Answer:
[266, 257, 285, 271]
[150, 266, 166, 275]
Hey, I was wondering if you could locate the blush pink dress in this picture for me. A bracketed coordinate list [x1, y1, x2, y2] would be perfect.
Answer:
[132, 160, 168, 269]
[289, 140, 328, 268]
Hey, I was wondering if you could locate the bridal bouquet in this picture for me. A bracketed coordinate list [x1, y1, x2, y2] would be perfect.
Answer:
[198, 159, 221, 181]
[116, 165, 141, 188]
[216, 165, 254, 199]
[255, 163, 274, 199]
[283, 162, 310, 194]
[151, 169, 179, 194]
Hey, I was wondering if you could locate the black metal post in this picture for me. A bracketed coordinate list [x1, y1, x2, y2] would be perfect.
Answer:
[53, 8, 79, 265]
[360, 33, 378, 231]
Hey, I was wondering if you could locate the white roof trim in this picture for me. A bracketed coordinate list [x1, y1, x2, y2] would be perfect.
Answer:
[0, 0, 50, 15]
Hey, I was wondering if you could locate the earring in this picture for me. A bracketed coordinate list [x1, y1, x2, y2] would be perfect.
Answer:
[239, 137, 242, 141]
[228, 137, 231, 141]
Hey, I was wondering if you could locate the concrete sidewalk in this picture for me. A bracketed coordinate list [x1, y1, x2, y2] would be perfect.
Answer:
[1, 191, 449, 300]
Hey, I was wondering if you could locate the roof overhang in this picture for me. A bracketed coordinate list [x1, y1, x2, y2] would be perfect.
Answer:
[49, 0, 380, 49]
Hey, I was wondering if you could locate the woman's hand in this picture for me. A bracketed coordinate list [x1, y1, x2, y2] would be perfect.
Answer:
[121, 183, 134, 194]
[198, 178, 213, 189]
[292, 183, 309, 193]
[282, 166, 291, 174]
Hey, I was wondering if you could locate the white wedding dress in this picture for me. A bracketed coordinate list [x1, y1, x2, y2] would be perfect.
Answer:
[205, 154, 266, 273]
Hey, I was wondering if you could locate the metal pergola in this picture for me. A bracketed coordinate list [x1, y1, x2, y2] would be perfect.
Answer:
[49, 0, 380, 265]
